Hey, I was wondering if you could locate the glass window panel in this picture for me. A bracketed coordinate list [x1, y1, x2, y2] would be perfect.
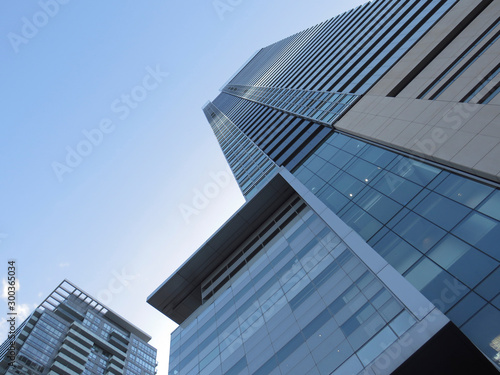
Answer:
[387, 208, 412, 230]
[340, 253, 361, 274]
[340, 95, 353, 104]
[356, 189, 402, 223]
[338, 201, 355, 217]
[219, 327, 239, 352]
[323, 111, 337, 123]
[462, 304, 500, 365]
[199, 347, 219, 370]
[289, 282, 315, 311]
[330, 103, 345, 114]
[475, 267, 500, 300]
[306, 214, 327, 235]
[318, 186, 349, 213]
[340, 317, 361, 336]
[330, 173, 365, 198]
[406, 188, 431, 210]
[478, 190, 500, 221]
[304, 107, 317, 117]
[361, 279, 384, 300]
[347, 313, 385, 351]
[390, 157, 440, 186]
[253, 356, 278, 375]
[304, 174, 326, 194]
[435, 173, 493, 209]
[317, 340, 353, 374]
[306, 156, 327, 173]
[329, 285, 359, 315]
[453, 212, 500, 262]
[341, 303, 374, 336]
[290, 233, 316, 257]
[370, 289, 391, 311]
[359, 145, 396, 168]
[287, 218, 312, 243]
[358, 326, 397, 366]
[336, 249, 354, 267]
[225, 356, 247, 375]
[492, 295, 500, 310]
[373, 171, 422, 205]
[414, 192, 470, 231]
[332, 355, 363, 375]
[336, 295, 369, 328]
[328, 94, 341, 103]
[368, 226, 389, 247]
[302, 309, 331, 340]
[447, 292, 487, 327]
[379, 297, 403, 322]
[347, 158, 381, 183]
[428, 235, 498, 288]
[372, 231, 421, 274]
[294, 167, 314, 184]
[275, 333, 305, 363]
[355, 271, 374, 290]
[427, 170, 448, 190]
[389, 311, 416, 336]
[318, 92, 331, 101]
[317, 162, 339, 182]
[319, 101, 332, 111]
[340, 205, 382, 241]
[317, 144, 338, 160]
[328, 149, 354, 169]
[405, 258, 468, 312]
[342, 138, 367, 155]
[312, 259, 342, 291]
[260, 285, 284, 311]
[393, 212, 446, 253]
[312, 110, 325, 120]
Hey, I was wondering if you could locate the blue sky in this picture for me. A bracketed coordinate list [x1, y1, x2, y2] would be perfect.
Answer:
[0, 0, 366, 372]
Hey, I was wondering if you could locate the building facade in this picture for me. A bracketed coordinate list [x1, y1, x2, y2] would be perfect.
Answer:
[0, 280, 157, 375]
[150, 0, 500, 373]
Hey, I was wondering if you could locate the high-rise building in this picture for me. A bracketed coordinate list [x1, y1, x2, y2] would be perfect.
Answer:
[149, 0, 500, 373]
[1, 280, 157, 375]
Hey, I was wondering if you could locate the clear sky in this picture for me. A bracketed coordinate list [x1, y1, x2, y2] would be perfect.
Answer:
[0, 0, 366, 373]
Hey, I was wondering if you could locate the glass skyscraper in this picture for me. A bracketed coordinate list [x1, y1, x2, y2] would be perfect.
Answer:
[0, 280, 157, 375]
[150, 0, 500, 373]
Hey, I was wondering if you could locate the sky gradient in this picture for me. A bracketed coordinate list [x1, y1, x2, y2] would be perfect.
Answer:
[1, 1, 367, 372]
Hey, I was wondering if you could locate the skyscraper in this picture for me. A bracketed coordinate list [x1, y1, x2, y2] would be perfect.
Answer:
[149, 0, 500, 373]
[1, 280, 157, 375]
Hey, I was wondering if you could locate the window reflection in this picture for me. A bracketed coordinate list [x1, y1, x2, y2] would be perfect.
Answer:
[479, 190, 500, 221]
[463, 304, 500, 365]
[453, 212, 500, 262]
[435, 173, 493, 208]
[393, 212, 445, 252]
[405, 258, 468, 312]
[293, 131, 500, 370]
[428, 235, 498, 288]
[491, 335, 500, 366]
[413, 192, 470, 231]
